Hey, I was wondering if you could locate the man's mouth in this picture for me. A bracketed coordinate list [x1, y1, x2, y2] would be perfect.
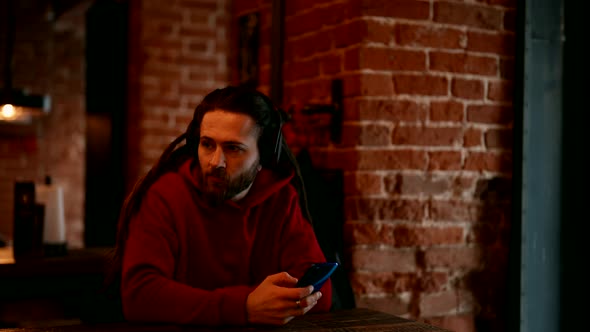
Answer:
[207, 175, 226, 186]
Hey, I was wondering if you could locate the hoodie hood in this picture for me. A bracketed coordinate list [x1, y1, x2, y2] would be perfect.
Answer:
[177, 158, 294, 210]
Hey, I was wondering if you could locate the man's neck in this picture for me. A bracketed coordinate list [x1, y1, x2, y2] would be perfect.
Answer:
[231, 182, 254, 202]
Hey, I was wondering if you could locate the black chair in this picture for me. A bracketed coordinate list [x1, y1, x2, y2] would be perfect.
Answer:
[297, 149, 356, 310]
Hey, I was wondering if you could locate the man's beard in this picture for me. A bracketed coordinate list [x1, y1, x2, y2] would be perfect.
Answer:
[201, 161, 259, 206]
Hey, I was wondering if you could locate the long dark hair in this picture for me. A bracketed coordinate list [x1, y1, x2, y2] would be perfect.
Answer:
[104, 85, 311, 293]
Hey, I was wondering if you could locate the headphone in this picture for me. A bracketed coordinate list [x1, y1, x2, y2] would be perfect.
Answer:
[268, 105, 286, 166]
[258, 92, 286, 166]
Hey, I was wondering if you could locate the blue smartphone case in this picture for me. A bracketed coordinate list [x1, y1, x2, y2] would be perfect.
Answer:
[295, 262, 338, 292]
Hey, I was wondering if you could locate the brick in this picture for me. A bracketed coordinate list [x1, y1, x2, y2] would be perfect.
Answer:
[346, 198, 426, 222]
[451, 176, 478, 198]
[434, 2, 503, 30]
[188, 40, 208, 53]
[428, 151, 462, 170]
[173, 114, 193, 128]
[419, 290, 460, 316]
[341, 123, 392, 147]
[451, 78, 485, 100]
[178, 54, 221, 67]
[179, 25, 216, 39]
[143, 8, 184, 22]
[344, 98, 428, 122]
[418, 272, 449, 293]
[285, 10, 323, 38]
[467, 105, 513, 124]
[179, 0, 218, 10]
[333, 20, 366, 48]
[393, 225, 464, 247]
[485, 128, 513, 149]
[285, 81, 313, 103]
[233, 0, 264, 16]
[143, 21, 177, 36]
[344, 172, 383, 195]
[284, 0, 318, 16]
[467, 31, 516, 56]
[365, 19, 395, 44]
[362, 0, 430, 20]
[395, 23, 466, 49]
[310, 78, 333, 100]
[137, 112, 171, 126]
[357, 149, 428, 170]
[421, 246, 483, 269]
[283, 58, 319, 81]
[344, 222, 393, 246]
[351, 248, 417, 272]
[350, 271, 418, 294]
[430, 100, 464, 122]
[423, 313, 476, 332]
[291, 33, 324, 59]
[488, 80, 514, 102]
[430, 51, 498, 76]
[319, 54, 342, 75]
[428, 200, 480, 222]
[464, 151, 512, 173]
[384, 173, 452, 196]
[464, 128, 483, 147]
[346, 47, 427, 71]
[142, 96, 182, 109]
[392, 125, 463, 147]
[355, 295, 411, 316]
[188, 11, 210, 25]
[343, 73, 395, 97]
[318, 1, 359, 27]
[392, 74, 449, 96]
[142, 65, 183, 81]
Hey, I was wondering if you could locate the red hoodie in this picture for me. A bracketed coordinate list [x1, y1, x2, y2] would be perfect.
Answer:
[121, 158, 332, 325]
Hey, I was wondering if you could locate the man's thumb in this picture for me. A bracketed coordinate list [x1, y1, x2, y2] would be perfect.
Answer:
[269, 271, 298, 287]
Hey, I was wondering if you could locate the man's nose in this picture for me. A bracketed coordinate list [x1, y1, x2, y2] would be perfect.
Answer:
[209, 147, 226, 168]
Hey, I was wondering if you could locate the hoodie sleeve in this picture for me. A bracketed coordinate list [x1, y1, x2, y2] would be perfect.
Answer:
[121, 182, 254, 326]
[276, 186, 333, 313]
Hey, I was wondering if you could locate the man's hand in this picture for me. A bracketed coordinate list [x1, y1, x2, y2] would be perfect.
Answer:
[246, 272, 323, 325]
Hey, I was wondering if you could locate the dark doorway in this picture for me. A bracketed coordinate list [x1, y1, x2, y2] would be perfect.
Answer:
[84, 0, 128, 247]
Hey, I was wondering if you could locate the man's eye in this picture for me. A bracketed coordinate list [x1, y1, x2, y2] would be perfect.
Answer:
[226, 145, 243, 152]
[200, 141, 213, 149]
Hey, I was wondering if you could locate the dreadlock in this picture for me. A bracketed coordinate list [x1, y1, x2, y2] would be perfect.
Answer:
[103, 85, 311, 296]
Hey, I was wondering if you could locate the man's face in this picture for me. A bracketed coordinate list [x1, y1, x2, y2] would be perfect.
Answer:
[197, 110, 261, 204]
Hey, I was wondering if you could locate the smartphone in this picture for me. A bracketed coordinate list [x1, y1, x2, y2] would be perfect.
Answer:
[295, 262, 338, 292]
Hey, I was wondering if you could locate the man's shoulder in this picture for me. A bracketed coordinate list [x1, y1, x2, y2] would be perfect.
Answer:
[150, 171, 193, 197]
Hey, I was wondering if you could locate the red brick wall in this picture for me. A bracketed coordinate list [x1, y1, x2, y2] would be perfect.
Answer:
[234, 1, 516, 331]
[0, 1, 90, 248]
[126, 0, 231, 186]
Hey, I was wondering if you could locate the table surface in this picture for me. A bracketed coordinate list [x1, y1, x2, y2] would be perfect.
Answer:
[0, 247, 110, 278]
[0, 308, 449, 332]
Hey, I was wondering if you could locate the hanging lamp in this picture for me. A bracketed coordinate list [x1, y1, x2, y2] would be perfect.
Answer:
[0, 0, 51, 124]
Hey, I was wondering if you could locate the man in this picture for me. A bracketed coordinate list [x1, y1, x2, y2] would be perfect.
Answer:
[109, 86, 331, 326]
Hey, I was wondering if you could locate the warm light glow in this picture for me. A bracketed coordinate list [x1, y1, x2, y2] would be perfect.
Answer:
[1, 104, 16, 120]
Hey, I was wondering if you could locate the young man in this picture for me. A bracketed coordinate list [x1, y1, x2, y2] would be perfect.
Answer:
[109, 86, 331, 326]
